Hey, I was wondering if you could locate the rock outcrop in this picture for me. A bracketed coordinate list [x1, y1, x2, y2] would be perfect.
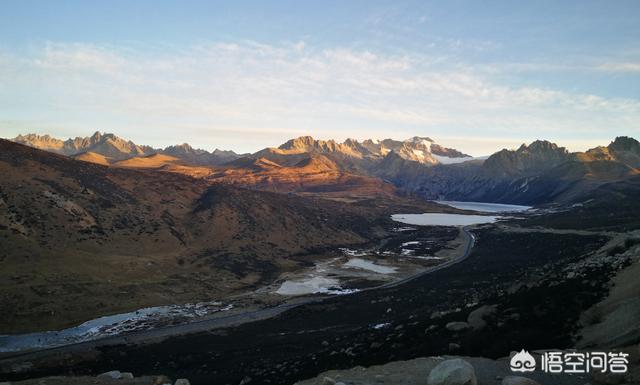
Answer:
[296, 355, 588, 385]
[427, 358, 477, 385]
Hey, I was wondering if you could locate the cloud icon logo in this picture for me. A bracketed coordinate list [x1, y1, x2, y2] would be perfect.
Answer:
[510, 349, 536, 372]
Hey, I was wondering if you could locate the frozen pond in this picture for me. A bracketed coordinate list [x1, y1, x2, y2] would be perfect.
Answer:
[275, 256, 399, 297]
[435, 200, 532, 213]
[275, 277, 358, 296]
[343, 258, 397, 274]
[392, 213, 498, 226]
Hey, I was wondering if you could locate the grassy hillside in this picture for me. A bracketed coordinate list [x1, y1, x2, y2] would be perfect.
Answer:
[0, 140, 430, 333]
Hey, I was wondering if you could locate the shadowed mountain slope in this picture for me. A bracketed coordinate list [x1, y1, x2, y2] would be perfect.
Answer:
[0, 139, 413, 332]
[374, 136, 640, 205]
[208, 152, 398, 197]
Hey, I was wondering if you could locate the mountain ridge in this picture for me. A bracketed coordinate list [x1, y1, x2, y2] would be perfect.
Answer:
[379, 136, 640, 204]
[12, 132, 475, 168]
[9, 131, 640, 205]
[12, 131, 245, 166]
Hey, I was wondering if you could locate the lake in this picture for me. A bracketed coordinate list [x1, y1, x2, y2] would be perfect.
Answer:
[392, 200, 531, 227]
[391, 213, 498, 226]
[434, 200, 532, 213]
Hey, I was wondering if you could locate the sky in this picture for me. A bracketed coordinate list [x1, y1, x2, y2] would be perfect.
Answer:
[0, 0, 639, 156]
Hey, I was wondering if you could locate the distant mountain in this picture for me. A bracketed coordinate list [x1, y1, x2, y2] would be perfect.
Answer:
[574, 136, 640, 167]
[483, 140, 570, 177]
[12, 131, 244, 166]
[10, 130, 640, 205]
[384, 136, 640, 205]
[11, 132, 472, 168]
[163, 143, 245, 166]
[213, 135, 473, 196]
[13, 131, 156, 161]
[268, 135, 472, 165]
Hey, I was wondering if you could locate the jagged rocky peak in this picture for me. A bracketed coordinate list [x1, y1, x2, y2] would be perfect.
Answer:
[163, 143, 244, 165]
[406, 136, 434, 145]
[278, 136, 319, 150]
[342, 138, 361, 148]
[164, 143, 208, 155]
[212, 148, 239, 156]
[517, 139, 567, 154]
[484, 140, 570, 177]
[12, 130, 149, 158]
[14, 133, 58, 142]
[13, 133, 66, 153]
[277, 136, 358, 156]
[609, 136, 640, 153]
[10, 131, 243, 166]
[386, 136, 471, 164]
[272, 135, 471, 164]
[605, 136, 640, 167]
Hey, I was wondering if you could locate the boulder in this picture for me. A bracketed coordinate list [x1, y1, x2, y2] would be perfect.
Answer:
[467, 305, 497, 330]
[121, 372, 134, 379]
[98, 370, 122, 379]
[445, 322, 470, 332]
[175, 379, 191, 385]
[448, 343, 461, 351]
[152, 375, 173, 385]
[501, 376, 541, 385]
[427, 358, 477, 385]
[320, 377, 336, 385]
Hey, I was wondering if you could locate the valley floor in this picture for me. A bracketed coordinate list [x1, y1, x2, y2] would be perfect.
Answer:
[2, 218, 637, 385]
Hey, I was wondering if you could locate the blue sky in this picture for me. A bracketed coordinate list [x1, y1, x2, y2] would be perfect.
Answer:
[0, 1, 639, 155]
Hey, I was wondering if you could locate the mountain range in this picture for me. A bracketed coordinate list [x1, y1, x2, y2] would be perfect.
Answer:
[383, 136, 640, 204]
[13, 132, 472, 166]
[10, 131, 640, 204]
[12, 132, 246, 165]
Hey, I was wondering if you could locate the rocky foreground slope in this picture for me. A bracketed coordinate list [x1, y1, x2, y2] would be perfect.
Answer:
[297, 352, 640, 385]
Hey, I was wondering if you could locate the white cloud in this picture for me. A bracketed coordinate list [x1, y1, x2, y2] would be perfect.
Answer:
[0, 41, 638, 153]
[597, 62, 640, 73]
